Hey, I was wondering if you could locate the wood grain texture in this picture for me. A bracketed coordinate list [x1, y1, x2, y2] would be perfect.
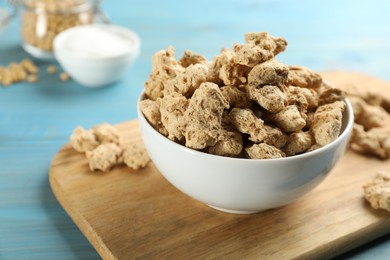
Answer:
[50, 72, 390, 260]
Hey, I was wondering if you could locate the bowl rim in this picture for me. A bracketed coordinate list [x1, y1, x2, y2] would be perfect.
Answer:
[137, 91, 355, 164]
[53, 24, 141, 61]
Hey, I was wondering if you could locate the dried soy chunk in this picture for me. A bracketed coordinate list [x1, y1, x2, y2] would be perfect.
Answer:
[221, 85, 252, 109]
[70, 123, 121, 152]
[233, 32, 287, 67]
[0, 59, 38, 87]
[207, 48, 235, 85]
[70, 123, 151, 172]
[350, 124, 390, 159]
[248, 59, 289, 87]
[355, 101, 389, 130]
[208, 130, 243, 157]
[244, 32, 288, 56]
[229, 108, 268, 143]
[344, 84, 390, 108]
[233, 42, 274, 67]
[179, 50, 208, 68]
[157, 93, 189, 141]
[122, 144, 151, 170]
[0, 69, 13, 86]
[8, 63, 27, 81]
[267, 105, 306, 133]
[21, 59, 38, 74]
[139, 99, 168, 136]
[60, 72, 70, 81]
[314, 81, 334, 97]
[300, 88, 319, 109]
[307, 144, 322, 152]
[318, 88, 346, 106]
[348, 96, 365, 118]
[219, 60, 251, 86]
[346, 87, 390, 159]
[288, 66, 322, 88]
[310, 101, 345, 146]
[245, 143, 285, 159]
[27, 74, 38, 83]
[221, 110, 239, 132]
[184, 82, 229, 149]
[163, 63, 208, 97]
[304, 110, 315, 129]
[86, 143, 123, 172]
[363, 172, 390, 211]
[70, 126, 100, 152]
[287, 86, 309, 110]
[247, 84, 288, 113]
[210, 46, 252, 86]
[144, 46, 184, 100]
[287, 86, 313, 123]
[361, 105, 389, 130]
[47, 65, 57, 74]
[92, 123, 121, 144]
[283, 131, 313, 156]
[263, 125, 288, 149]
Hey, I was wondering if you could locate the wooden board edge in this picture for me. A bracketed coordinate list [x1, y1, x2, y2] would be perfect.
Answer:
[49, 150, 117, 260]
[298, 220, 390, 260]
[320, 70, 388, 80]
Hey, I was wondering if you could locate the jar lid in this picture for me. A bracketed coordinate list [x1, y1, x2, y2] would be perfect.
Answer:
[21, 0, 97, 13]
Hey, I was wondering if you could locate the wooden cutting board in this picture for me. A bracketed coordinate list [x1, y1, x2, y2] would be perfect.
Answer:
[50, 72, 390, 260]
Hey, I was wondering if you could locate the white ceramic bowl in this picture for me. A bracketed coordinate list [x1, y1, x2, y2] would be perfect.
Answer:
[54, 24, 140, 87]
[138, 93, 354, 214]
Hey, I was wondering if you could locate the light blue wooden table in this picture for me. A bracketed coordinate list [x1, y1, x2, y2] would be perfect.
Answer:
[1, 0, 390, 259]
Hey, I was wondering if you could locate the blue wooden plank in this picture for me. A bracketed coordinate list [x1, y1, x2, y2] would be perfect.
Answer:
[1, 0, 390, 259]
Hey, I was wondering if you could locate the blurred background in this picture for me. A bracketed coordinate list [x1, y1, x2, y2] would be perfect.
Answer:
[1, 0, 390, 259]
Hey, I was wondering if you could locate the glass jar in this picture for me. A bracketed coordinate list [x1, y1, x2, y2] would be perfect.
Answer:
[19, 0, 101, 59]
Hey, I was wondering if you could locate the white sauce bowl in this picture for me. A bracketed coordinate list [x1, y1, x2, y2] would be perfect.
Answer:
[54, 24, 140, 87]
